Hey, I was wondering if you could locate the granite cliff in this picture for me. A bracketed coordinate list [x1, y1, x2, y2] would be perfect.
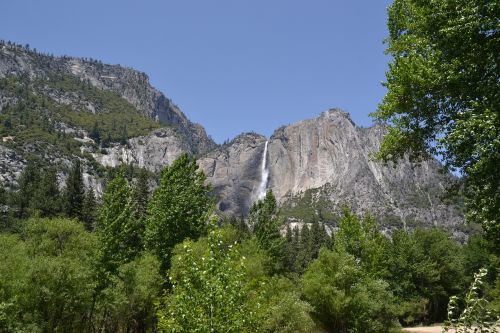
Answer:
[198, 110, 463, 231]
[0, 42, 463, 231]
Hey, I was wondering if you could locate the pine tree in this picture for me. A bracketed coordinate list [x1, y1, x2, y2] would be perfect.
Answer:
[16, 157, 41, 219]
[310, 219, 322, 260]
[89, 121, 101, 144]
[296, 224, 313, 273]
[292, 226, 301, 272]
[145, 153, 213, 274]
[248, 190, 285, 274]
[225, 215, 249, 238]
[81, 189, 97, 231]
[63, 159, 85, 220]
[284, 224, 297, 273]
[32, 168, 62, 218]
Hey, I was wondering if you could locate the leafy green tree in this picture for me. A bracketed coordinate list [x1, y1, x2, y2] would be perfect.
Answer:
[382, 229, 438, 325]
[158, 223, 314, 333]
[157, 221, 258, 333]
[145, 153, 212, 273]
[371, 0, 500, 247]
[382, 228, 465, 325]
[97, 171, 142, 274]
[0, 234, 29, 332]
[302, 248, 398, 333]
[63, 159, 85, 220]
[93, 253, 162, 333]
[413, 228, 465, 322]
[0, 218, 98, 333]
[255, 276, 314, 333]
[132, 168, 149, 220]
[463, 234, 498, 287]
[248, 190, 285, 273]
[334, 209, 387, 276]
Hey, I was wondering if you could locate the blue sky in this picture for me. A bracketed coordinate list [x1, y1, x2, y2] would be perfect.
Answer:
[1, 0, 392, 143]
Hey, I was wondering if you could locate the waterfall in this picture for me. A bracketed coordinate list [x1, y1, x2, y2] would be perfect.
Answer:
[257, 141, 269, 200]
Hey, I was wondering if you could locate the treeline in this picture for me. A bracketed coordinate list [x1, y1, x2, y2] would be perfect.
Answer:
[0, 154, 498, 332]
[0, 158, 97, 230]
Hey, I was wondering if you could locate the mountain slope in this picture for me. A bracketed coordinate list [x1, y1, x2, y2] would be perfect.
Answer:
[0, 41, 216, 188]
[0, 41, 216, 155]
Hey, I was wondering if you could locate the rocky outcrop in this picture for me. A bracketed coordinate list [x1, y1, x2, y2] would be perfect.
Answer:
[200, 109, 463, 229]
[92, 128, 190, 171]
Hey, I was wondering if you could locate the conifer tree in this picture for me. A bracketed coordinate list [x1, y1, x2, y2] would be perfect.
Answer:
[248, 190, 285, 274]
[310, 219, 323, 260]
[89, 121, 100, 145]
[32, 168, 61, 218]
[292, 226, 301, 272]
[284, 224, 297, 273]
[295, 224, 313, 273]
[63, 160, 85, 220]
[16, 157, 41, 218]
[145, 153, 212, 274]
[81, 189, 97, 231]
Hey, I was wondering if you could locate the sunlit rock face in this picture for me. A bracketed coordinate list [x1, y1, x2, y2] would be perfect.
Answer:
[92, 128, 190, 171]
[200, 109, 463, 231]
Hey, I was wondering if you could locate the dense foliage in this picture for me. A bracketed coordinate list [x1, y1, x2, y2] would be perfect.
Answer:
[0, 152, 498, 332]
[371, 0, 499, 247]
[158, 222, 315, 333]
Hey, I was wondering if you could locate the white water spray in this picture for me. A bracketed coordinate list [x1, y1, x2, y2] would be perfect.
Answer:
[257, 141, 269, 200]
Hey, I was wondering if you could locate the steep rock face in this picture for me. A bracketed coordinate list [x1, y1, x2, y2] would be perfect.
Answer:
[201, 109, 463, 229]
[92, 128, 190, 171]
[0, 43, 216, 155]
[198, 133, 267, 216]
